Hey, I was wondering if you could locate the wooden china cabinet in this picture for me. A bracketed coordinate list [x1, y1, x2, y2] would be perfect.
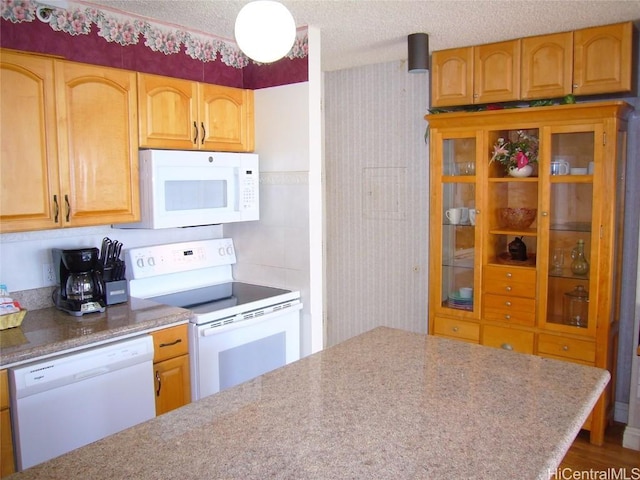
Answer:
[427, 101, 631, 445]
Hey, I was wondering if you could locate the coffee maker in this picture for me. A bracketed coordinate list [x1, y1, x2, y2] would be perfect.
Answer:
[53, 248, 106, 316]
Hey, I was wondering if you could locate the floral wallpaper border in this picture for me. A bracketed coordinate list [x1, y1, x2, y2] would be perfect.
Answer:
[1, 0, 308, 69]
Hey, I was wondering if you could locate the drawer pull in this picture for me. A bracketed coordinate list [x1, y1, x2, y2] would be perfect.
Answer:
[562, 345, 569, 351]
[501, 343, 513, 351]
[452, 326, 459, 332]
[505, 286, 512, 292]
[505, 301, 512, 307]
[506, 272, 512, 278]
[159, 338, 182, 348]
[504, 314, 511, 320]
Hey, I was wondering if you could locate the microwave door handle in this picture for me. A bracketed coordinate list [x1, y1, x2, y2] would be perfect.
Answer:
[193, 121, 198, 145]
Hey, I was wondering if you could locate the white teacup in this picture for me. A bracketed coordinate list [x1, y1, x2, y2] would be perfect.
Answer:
[445, 208, 462, 224]
[551, 160, 570, 175]
[459, 287, 473, 299]
[469, 209, 476, 226]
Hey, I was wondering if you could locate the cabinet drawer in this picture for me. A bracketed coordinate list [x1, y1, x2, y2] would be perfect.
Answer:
[151, 324, 189, 363]
[537, 333, 595, 364]
[433, 316, 479, 343]
[482, 325, 534, 354]
[0, 370, 8, 410]
[483, 293, 535, 326]
[484, 265, 536, 298]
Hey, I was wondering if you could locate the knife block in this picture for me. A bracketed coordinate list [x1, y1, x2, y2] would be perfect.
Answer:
[104, 280, 128, 305]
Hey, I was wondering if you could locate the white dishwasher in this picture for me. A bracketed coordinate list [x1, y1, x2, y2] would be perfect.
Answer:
[9, 335, 155, 471]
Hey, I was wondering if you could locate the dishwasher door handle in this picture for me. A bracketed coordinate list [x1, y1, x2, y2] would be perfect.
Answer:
[74, 367, 110, 381]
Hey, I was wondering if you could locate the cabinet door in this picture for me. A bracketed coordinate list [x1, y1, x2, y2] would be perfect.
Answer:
[138, 73, 198, 149]
[200, 84, 254, 152]
[154, 354, 191, 416]
[430, 132, 480, 322]
[55, 61, 139, 226]
[521, 32, 573, 100]
[474, 40, 521, 104]
[0, 51, 60, 232]
[538, 125, 599, 337]
[573, 22, 633, 95]
[0, 370, 14, 477]
[430, 47, 474, 107]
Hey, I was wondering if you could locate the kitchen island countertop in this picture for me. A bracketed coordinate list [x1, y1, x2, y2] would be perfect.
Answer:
[7, 327, 609, 479]
[0, 297, 192, 368]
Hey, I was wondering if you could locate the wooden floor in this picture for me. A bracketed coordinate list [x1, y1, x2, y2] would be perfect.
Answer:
[558, 423, 639, 472]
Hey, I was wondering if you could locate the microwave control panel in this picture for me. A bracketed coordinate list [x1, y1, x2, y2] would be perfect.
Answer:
[241, 169, 258, 212]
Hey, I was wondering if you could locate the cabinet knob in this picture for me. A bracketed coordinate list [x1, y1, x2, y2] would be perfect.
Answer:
[505, 301, 512, 307]
[541, 211, 549, 217]
[506, 273, 512, 278]
[501, 343, 514, 351]
[504, 314, 511, 320]
[562, 345, 569, 351]
[505, 286, 512, 292]
[452, 326, 459, 332]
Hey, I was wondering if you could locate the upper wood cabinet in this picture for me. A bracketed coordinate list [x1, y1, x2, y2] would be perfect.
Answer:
[431, 22, 635, 108]
[431, 47, 474, 107]
[0, 50, 60, 232]
[521, 32, 573, 100]
[0, 51, 140, 232]
[473, 39, 521, 104]
[573, 22, 634, 96]
[138, 73, 254, 152]
[55, 61, 140, 227]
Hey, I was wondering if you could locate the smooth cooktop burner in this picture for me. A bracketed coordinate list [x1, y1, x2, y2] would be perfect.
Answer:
[148, 282, 292, 315]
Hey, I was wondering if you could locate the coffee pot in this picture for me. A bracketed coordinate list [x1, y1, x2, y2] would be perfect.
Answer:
[53, 248, 106, 317]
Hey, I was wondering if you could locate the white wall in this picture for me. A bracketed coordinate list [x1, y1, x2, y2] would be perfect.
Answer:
[226, 26, 323, 357]
[0, 224, 223, 294]
[324, 61, 430, 346]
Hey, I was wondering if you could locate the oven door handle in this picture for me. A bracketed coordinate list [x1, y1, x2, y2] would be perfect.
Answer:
[200, 301, 302, 337]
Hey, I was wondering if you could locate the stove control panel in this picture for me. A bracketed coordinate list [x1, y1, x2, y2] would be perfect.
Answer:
[126, 238, 236, 279]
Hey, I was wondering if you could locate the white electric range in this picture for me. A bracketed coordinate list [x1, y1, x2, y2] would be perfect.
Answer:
[126, 238, 302, 401]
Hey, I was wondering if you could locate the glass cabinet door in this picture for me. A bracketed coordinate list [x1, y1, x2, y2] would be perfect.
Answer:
[542, 127, 597, 335]
[438, 136, 477, 315]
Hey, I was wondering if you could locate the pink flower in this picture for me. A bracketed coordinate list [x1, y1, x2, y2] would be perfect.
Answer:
[516, 151, 529, 169]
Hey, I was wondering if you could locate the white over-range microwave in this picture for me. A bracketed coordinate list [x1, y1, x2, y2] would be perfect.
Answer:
[116, 149, 259, 229]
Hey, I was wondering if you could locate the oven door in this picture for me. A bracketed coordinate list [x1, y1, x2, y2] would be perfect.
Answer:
[189, 302, 302, 401]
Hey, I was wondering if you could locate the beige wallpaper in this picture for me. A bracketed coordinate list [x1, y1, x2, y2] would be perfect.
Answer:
[324, 61, 430, 347]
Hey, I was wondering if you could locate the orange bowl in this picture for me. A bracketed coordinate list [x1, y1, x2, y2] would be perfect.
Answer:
[498, 208, 537, 229]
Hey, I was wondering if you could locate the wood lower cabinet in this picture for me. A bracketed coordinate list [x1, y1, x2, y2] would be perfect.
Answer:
[151, 324, 191, 416]
[0, 50, 140, 232]
[138, 73, 254, 152]
[427, 101, 631, 445]
[0, 370, 15, 477]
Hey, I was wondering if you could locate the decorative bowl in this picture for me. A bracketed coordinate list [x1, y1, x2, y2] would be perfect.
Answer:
[498, 207, 537, 229]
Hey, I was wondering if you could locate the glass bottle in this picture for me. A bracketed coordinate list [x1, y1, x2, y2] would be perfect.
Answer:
[563, 285, 589, 327]
[570, 239, 589, 275]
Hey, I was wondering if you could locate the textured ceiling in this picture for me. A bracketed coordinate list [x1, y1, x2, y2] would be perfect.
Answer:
[80, 0, 640, 71]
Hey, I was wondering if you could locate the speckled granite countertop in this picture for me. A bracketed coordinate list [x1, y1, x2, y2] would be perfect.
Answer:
[0, 297, 192, 368]
[8, 327, 609, 480]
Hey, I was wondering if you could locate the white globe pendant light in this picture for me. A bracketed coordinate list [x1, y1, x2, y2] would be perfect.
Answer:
[234, 1, 296, 63]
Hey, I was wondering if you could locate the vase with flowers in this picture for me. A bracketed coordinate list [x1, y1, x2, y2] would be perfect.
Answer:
[489, 130, 539, 177]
